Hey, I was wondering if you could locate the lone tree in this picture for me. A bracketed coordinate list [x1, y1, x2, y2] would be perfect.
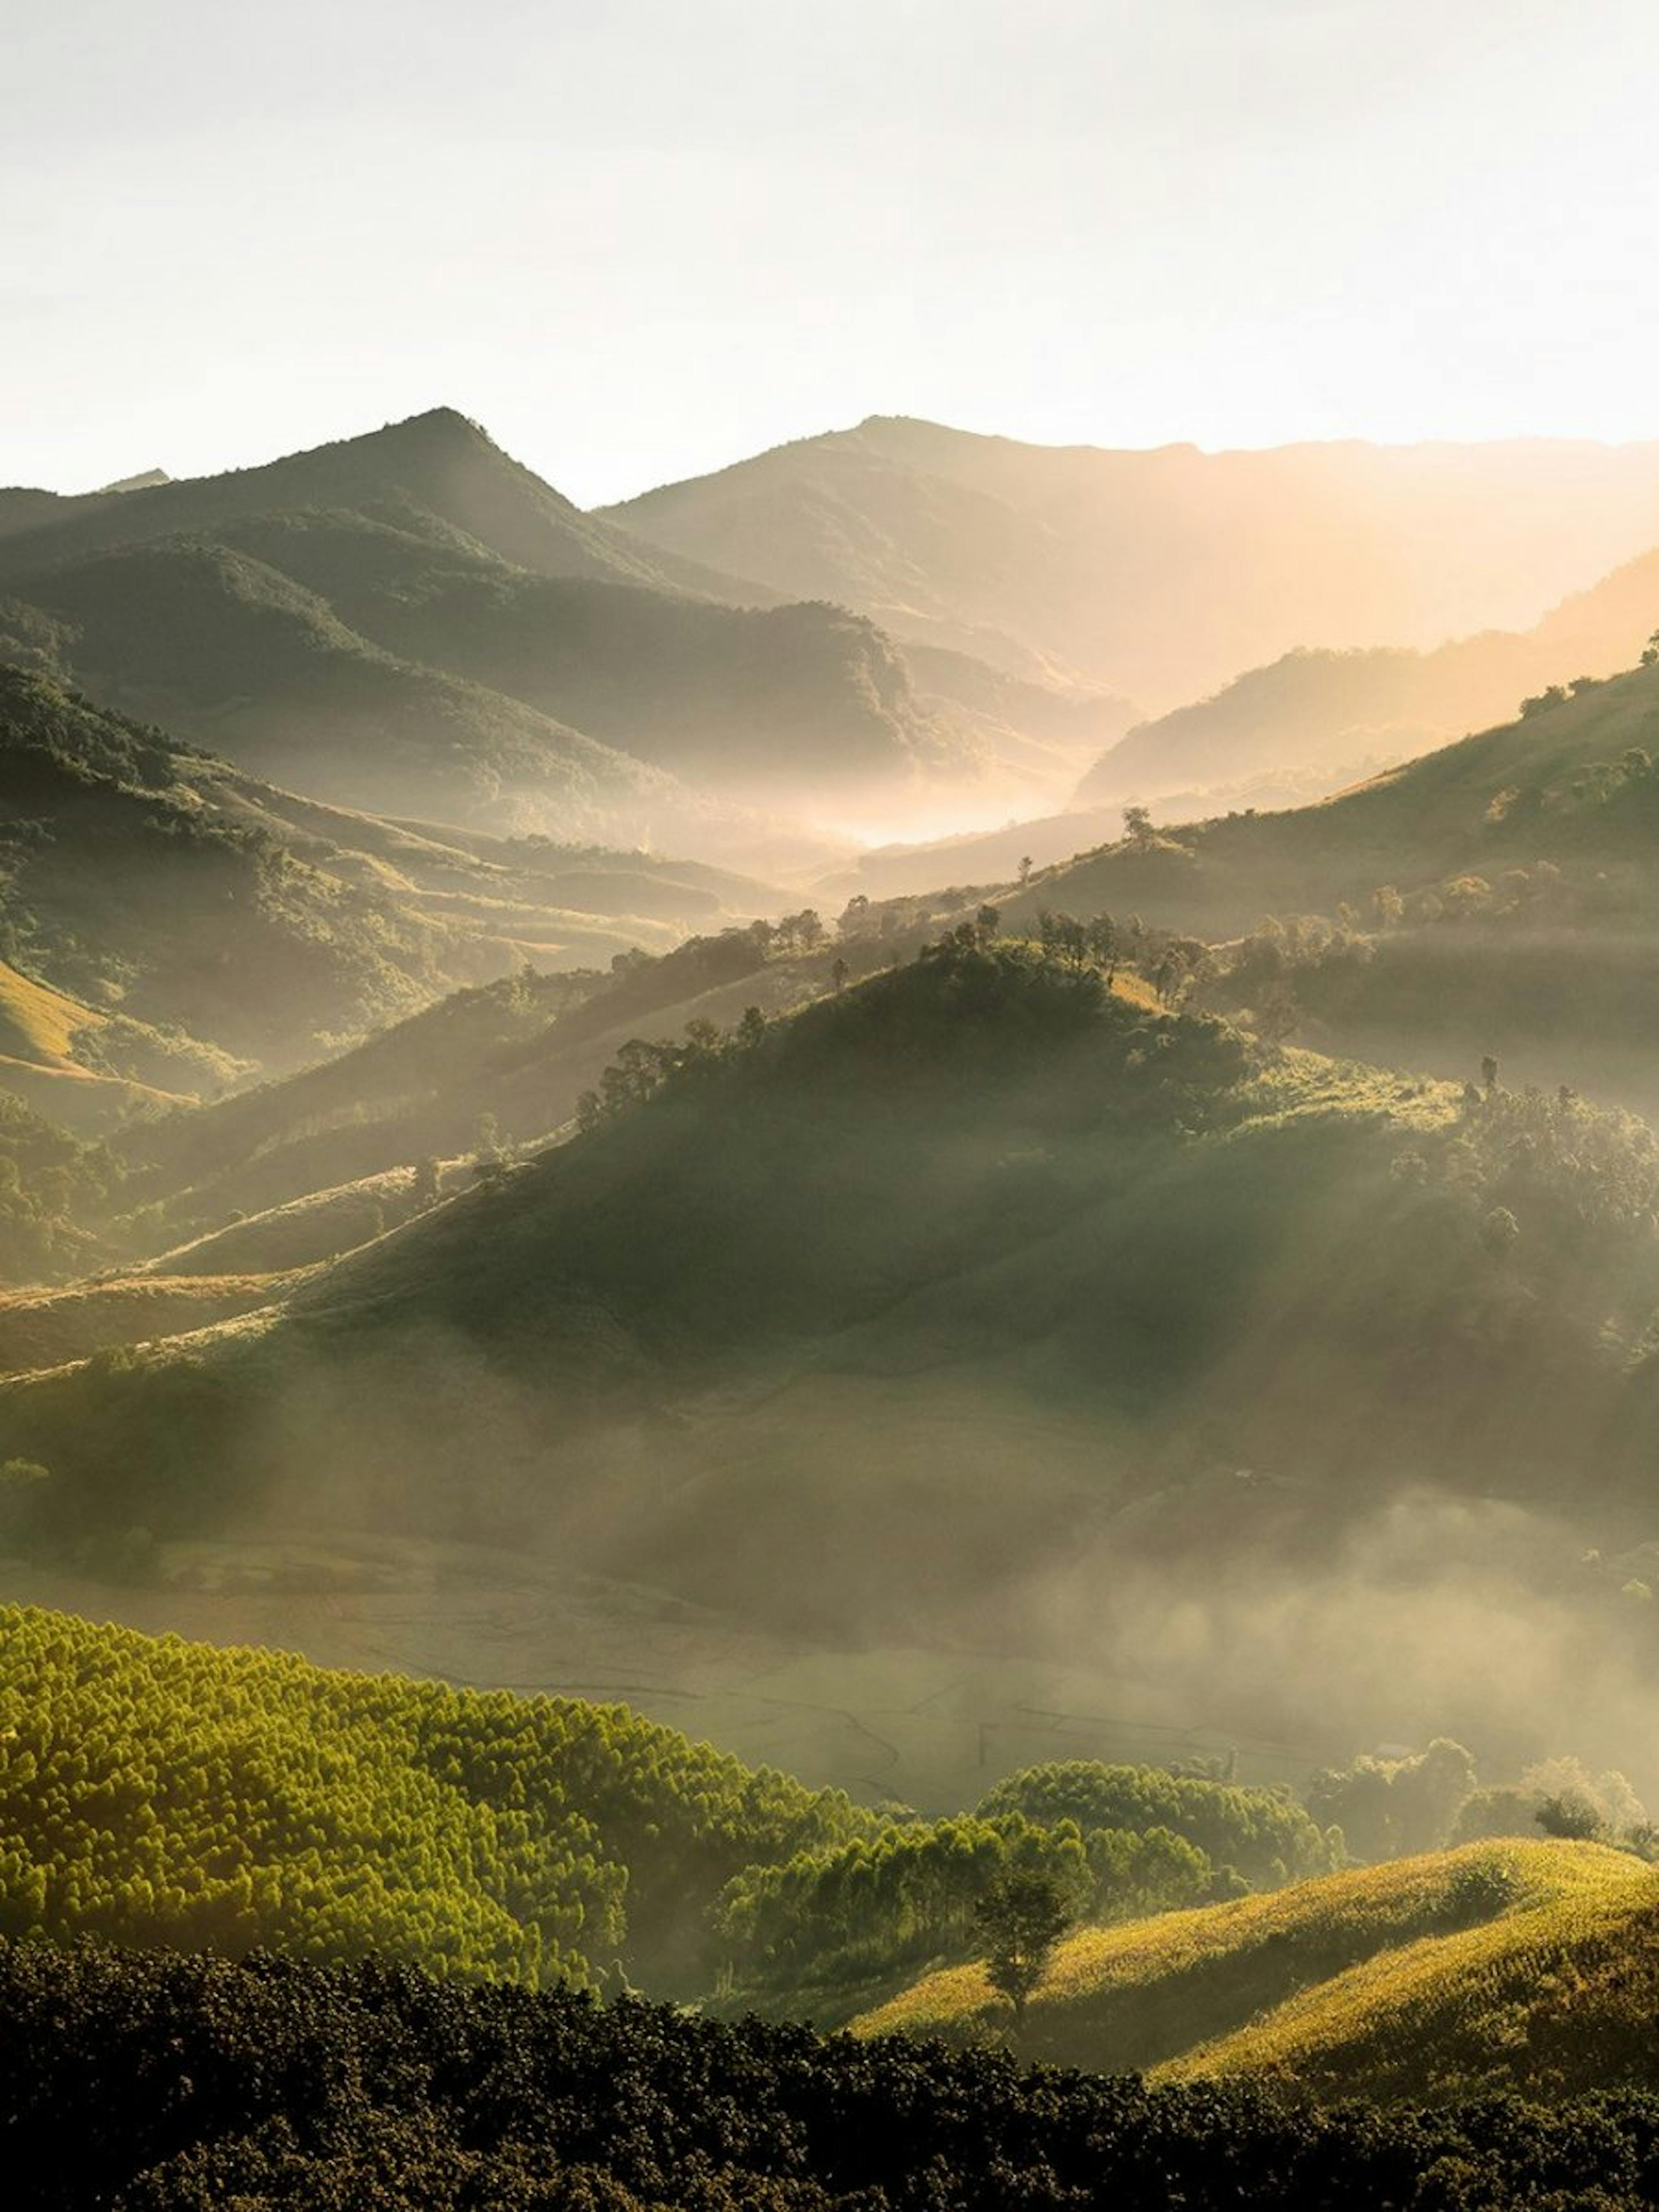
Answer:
[974, 1869, 1072, 2037]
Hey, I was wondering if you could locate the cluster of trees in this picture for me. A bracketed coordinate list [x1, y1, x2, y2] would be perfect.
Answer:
[0, 1605, 872, 1991]
[1310, 1742, 1655, 1865]
[0, 1608, 1387, 2021]
[7, 1938, 1659, 2209]
[0, 1091, 111, 1279]
[979, 1762, 1340, 1889]
[713, 1807, 1212, 1996]
[1032, 907, 1208, 1004]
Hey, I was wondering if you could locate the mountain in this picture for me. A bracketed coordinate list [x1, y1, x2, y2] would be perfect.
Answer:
[1010, 650, 1659, 1113]
[0, 413, 1062, 838]
[2, 540, 691, 836]
[11, 935, 1659, 1778]
[0, 408, 752, 601]
[1075, 547, 1659, 808]
[0, 667, 776, 1099]
[605, 417, 1659, 707]
[858, 1837, 1659, 2101]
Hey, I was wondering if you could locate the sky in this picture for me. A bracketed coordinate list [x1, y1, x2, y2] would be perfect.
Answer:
[6, 0, 1659, 507]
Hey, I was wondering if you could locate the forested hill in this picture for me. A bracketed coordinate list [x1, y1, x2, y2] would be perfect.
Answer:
[12, 933, 1659, 1703]
[0, 1600, 869, 1990]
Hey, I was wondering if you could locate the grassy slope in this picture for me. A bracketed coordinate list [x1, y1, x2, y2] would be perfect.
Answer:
[1076, 546, 1659, 804]
[857, 1839, 1659, 2101]
[1014, 657, 1659, 939]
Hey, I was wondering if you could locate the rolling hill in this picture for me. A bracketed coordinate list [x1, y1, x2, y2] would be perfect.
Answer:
[0, 667, 777, 1096]
[1011, 650, 1659, 1112]
[1075, 546, 1659, 808]
[605, 416, 1659, 706]
[10, 935, 1659, 1777]
[858, 1838, 1659, 2104]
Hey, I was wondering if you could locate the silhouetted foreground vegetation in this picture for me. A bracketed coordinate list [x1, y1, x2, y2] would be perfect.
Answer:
[8, 1938, 1659, 2209]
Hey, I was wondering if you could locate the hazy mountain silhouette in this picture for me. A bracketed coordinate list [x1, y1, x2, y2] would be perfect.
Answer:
[606, 417, 1659, 707]
[0, 413, 1074, 836]
[1076, 546, 1659, 806]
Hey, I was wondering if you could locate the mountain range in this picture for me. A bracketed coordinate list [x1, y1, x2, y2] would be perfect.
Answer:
[607, 416, 1659, 706]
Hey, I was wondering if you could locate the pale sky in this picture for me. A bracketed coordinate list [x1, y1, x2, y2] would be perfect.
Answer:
[6, 0, 1658, 506]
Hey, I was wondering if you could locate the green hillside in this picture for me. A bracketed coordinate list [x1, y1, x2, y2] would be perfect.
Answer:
[1016, 653, 1659, 1114]
[858, 1838, 1659, 2104]
[0, 1601, 869, 1990]
[10, 931, 1659, 1759]
[6, 538, 685, 835]
[1021, 655, 1659, 939]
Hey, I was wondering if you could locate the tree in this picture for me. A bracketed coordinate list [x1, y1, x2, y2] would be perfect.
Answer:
[973, 1869, 1071, 2036]
[1017, 855, 1033, 886]
[410, 1157, 440, 1209]
[1536, 1790, 1605, 1842]
[1122, 804, 1154, 848]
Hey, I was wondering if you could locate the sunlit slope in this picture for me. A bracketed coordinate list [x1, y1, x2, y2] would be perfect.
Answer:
[1018, 655, 1659, 940]
[858, 1840, 1659, 2100]
[1077, 546, 1659, 806]
[17, 939, 1659, 1642]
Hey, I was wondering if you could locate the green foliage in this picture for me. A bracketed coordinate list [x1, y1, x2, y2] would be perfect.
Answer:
[979, 1761, 1340, 1888]
[0, 1604, 868, 1991]
[974, 1866, 1073, 2028]
[713, 1808, 1209, 1997]
[1308, 1742, 1481, 1862]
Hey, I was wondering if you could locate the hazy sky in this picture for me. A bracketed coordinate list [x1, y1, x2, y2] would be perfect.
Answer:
[6, 0, 1658, 505]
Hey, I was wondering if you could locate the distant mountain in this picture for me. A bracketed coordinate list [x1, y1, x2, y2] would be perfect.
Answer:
[605, 417, 1659, 706]
[0, 409, 751, 601]
[1076, 547, 1659, 807]
[0, 412, 1068, 836]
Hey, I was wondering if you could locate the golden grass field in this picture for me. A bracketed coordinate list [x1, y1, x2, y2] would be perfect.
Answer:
[855, 1839, 1659, 2101]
